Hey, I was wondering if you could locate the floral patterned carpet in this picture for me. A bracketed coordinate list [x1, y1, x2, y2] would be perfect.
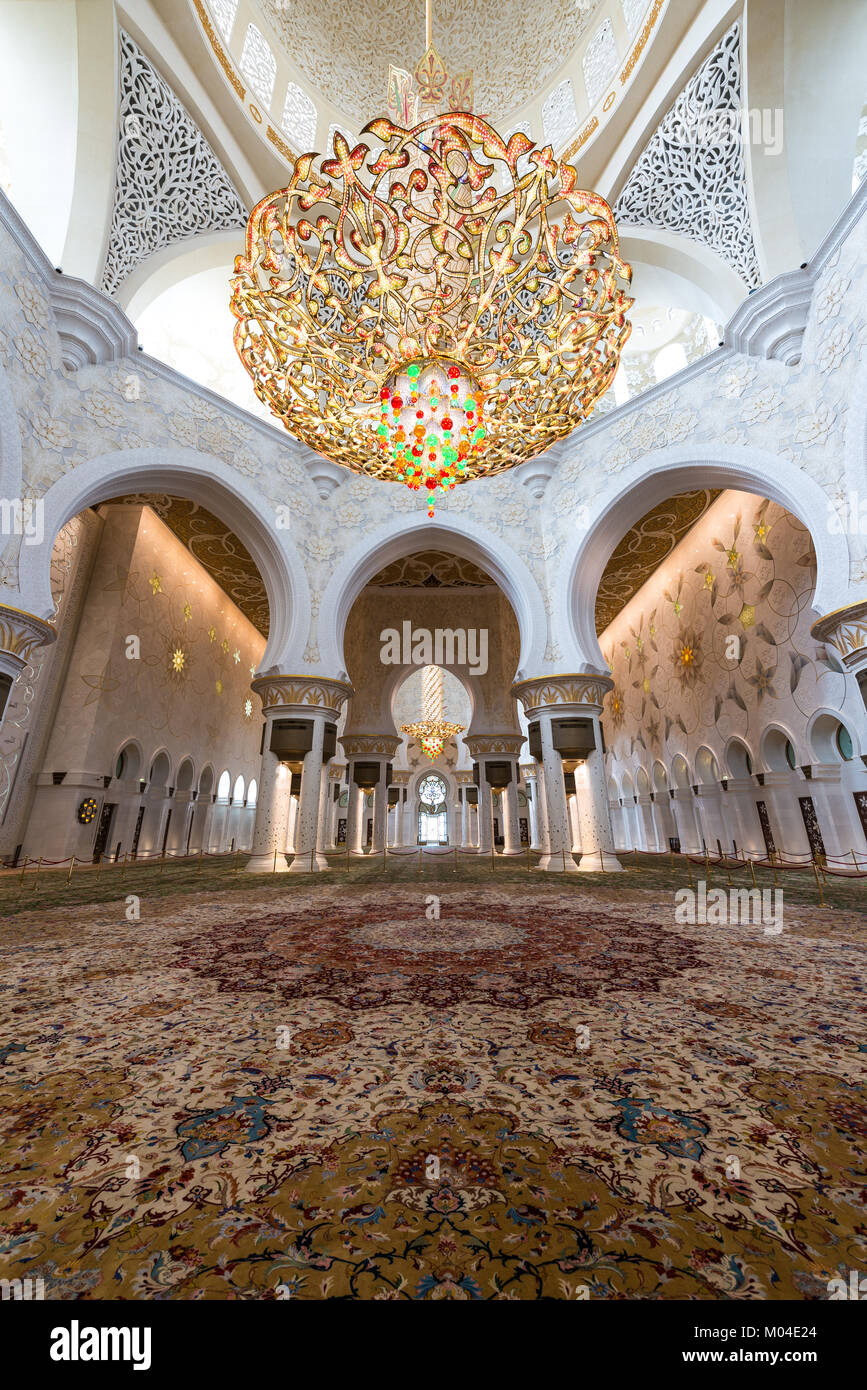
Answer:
[1, 881, 865, 1300]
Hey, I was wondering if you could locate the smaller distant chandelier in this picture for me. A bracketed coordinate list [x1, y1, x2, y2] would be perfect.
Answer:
[401, 664, 464, 759]
[230, 2, 633, 519]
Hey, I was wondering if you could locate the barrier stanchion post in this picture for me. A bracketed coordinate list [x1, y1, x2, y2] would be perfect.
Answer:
[812, 858, 826, 907]
[527, 844, 531, 872]
[383, 845, 387, 872]
[273, 848, 278, 874]
[634, 847, 639, 872]
[704, 849, 711, 887]
[121, 852, 127, 878]
[562, 848, 566, 873]
[600, 848, 605, 873]
[31, 856, 43, 890]
[66, 855, 76, 886]
[18, 855, 29, 885]
[492, 845, 496, 874]
[310, 848, 315, 874]
[749, 858, 758, 890]
[197, 848, 203, 874]
[686, 854, 694, 886]
[418, 848, 422, 874]
[852, 849, 859, 873]
[455, 847, 458, 873]
[771, 856, 779, 887]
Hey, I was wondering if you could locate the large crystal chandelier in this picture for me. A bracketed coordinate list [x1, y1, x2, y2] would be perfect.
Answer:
[401, 664, 464, 759]
[231, 4, 633, 516]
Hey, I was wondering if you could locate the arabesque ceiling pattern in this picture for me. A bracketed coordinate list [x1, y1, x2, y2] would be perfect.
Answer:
[595, 490, 720, 633]
[259, 0, 601, 127]
[113, 496, 270, 636]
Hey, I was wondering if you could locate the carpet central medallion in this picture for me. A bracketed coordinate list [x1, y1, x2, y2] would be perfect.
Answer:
[353, 918, 525, 954]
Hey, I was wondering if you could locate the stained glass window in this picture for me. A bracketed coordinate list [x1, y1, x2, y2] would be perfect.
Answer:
[419, 774, 447, 809]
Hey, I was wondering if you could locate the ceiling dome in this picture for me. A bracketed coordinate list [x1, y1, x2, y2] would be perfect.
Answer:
[258, 0, 602, 128]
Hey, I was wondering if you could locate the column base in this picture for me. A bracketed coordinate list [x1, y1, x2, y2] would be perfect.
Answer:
[500, 847, 525, 856]
[243, 852, 290, 874]
[576, 851, 624, 872]
[535, 852, 580, 873]
[288, 852, 330, 872]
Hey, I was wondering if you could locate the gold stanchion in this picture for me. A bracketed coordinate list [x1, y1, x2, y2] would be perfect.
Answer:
[383, 844, 387, 871]
[704, 849, 711, 886]
[634, 847, 639, 871]
[749, 858, 758, 890]
[159, 850, 166, 874]
[121, 852, 127, 878]
[31, 856, 43, 890]
[418, 848, 422, 873]
[686, 854, 694, 886]
[492, 845, 496, 873]
[66, 855, 76, 886]
[600, 848, 605, 873]
[310, 848, 315, 873]
[852, 849, 859, 873]
[455, 847, 459, 873]
[197, 848, 203, 874]
[18, 855, 29, 885]
[526, 844, 531, 872]
[770, 856, 780, 887]
[812, 858, 826, 907]
[233, 850, 240, 875]
[273, 848, 278, 874]
[562, 848, 566, 872]
[725, 856, 732, 887]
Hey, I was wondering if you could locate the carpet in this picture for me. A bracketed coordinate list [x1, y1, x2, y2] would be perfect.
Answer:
[1, 883, 865, 1299]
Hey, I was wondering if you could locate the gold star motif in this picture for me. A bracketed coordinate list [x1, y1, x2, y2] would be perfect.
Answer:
[244, 698, 253, 718]
[149, 571, 162, 594]
[215, 679, 223, 695]
[726, 547, 740, 568]
[171, 648, 185, 673]
[233, 648, 241, 664]
[740, 603, 756, 628]
[704, 571, 715, 589]
[643, 677, 650, 693]
[221, 638, 229, 654]
[673, 600, 683, 616]
[250, 663, 256, 677]
[207, 626, 216, 642]
[754, 522, 769, 541]
[183, 602, 192, 622]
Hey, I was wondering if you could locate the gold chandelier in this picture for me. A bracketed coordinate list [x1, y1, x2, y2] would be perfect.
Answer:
[401, 664, 463, 759]
[230, 14, 633, 516]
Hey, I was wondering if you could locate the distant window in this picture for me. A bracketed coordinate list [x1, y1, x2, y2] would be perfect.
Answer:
[281, 83, 317, 151]
[232, 774, 246, 802]
[209, 0, 238, 42]
[836, 724, 854, 761]
[785, 740, 797, 770]
[115, 751, 126, 779]
[583, 19, 619, 107]
[217, 770, 231, 801]
[240, 24, 276, 109]
[247, 779, 258, 807]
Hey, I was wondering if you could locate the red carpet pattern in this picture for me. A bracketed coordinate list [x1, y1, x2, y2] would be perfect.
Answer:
[1, 885, 865, 1299]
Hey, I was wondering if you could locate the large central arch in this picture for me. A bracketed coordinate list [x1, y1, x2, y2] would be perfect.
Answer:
[559, 443, 850, 671]
[318, 513, 549, 677]
[15, 445, 307, 670]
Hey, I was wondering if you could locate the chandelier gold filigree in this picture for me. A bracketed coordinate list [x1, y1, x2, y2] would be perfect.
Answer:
[230, 42, 633, 516]
[400, 664, 463, 759]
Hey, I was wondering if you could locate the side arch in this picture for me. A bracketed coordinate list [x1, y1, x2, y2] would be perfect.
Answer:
[559, 443, 850, 670]
[15, 446, 308, 670]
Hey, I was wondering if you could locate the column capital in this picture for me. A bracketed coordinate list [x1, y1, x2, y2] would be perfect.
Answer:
[519, 763, 537, 780]
[464, 734, 525, 757]
[390, 769, 411, 786]
[251, 673, 353, 715]
[810, 601, 867, 672]
[0, 604, 57, 675]
[328, 762, 347, 781]
[339, 733, 402, 758]
[454, 771, 475, 785]
[511, 671, 613, 716]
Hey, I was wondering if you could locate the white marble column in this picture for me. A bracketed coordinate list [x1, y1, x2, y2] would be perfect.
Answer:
[289, 714, 328, 872]
[245, 727, 293, 872]
[502, 772, 522, 854]
[372, 768, 390, 854]
[460, 789, 469, 846]
[574, 716, 622, 871]
[476, 768, 494, 855]
[346, 778, 363, 855]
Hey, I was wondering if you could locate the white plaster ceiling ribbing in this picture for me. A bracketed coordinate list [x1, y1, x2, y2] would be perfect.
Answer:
[259, 0, 601, 127]
[614, 23, 762, 289]
[101, 31, 248, 297]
